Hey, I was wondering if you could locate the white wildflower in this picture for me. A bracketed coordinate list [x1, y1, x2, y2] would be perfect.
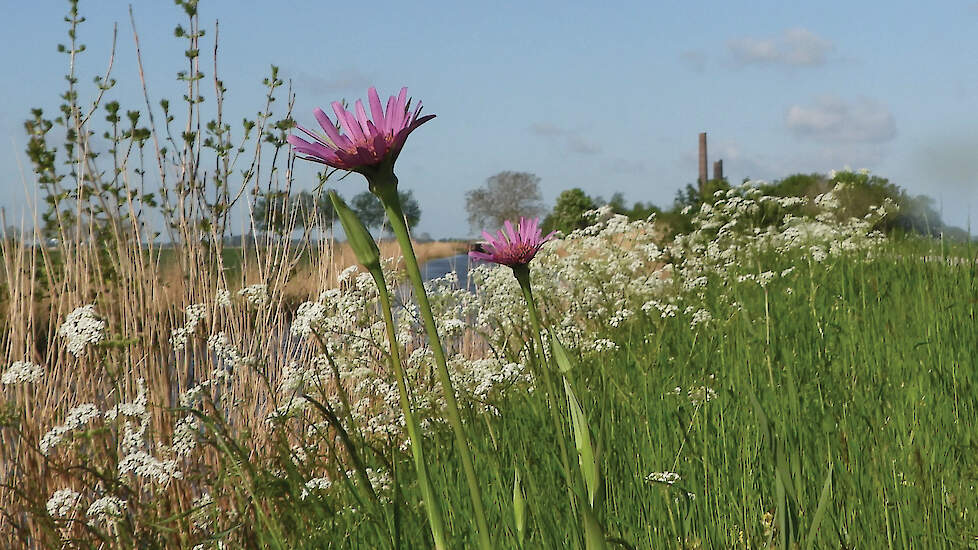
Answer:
[46, 489, 82, 518]
[2, 360, 44, 385]
[104, 378, 148, 421]
[86, 496, 127, 524]
[40, 403, 101, 455]
[191, 493, 215, 530]
[811, 246, 828, 262]
[238, 284, 269, 308]
[591, 339, 619, 352]
[291, 301, 328, 337]
[688, 385, 717, 406]
[690, 309, 712, 329]
[171, 414, 201, 457]
[170, 327, 192, 351]
[58, 305, 106, 357]
[184, 303, 207, 330]
[646, 471, 681, 485]
[300, 477, 333, 500]
[119, 451, 183, 486]
[207, 332, 240, 365]
[215, 289, 232, 307]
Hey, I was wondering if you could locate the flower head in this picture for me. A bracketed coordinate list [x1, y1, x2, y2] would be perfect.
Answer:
[288, 87, 435, 172]
[2, 360, 44, 385]
[58, 305, 105, 357]
[469, 217, 555, 267]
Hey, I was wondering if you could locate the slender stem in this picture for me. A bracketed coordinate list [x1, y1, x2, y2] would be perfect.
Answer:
[372, 178, 493, 550]
[512, 264, 582, 545]
[370, 267, 449, 550]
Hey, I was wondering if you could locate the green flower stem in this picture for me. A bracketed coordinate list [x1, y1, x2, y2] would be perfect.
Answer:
[369, 266, 448, 550]
[371, 178, 493, 550]
[512, 264, 581, 531]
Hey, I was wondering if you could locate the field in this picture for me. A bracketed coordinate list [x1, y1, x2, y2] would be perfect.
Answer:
[5, 1, 977, 547]
[2, 184, 977, 549]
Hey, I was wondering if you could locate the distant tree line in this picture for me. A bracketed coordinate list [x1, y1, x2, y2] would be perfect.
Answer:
[254, 189, 420, 235]
[464, 169, 958, 241]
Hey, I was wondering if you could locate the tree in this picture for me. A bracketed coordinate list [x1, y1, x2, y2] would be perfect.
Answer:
[350, 191, 386, 231]
[760, 171, 945, 235]
[293, 191, 336, 231]
[465, 171, 545, 231]
[673, 177, 731, 211]
[253, 191, 290, 233]
[351, 189, 422, 232]
[542, 188, 596, 234]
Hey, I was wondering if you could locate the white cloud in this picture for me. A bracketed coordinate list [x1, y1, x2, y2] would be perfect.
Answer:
[786, 96, 896, 143]
[728, 28, 832, 67]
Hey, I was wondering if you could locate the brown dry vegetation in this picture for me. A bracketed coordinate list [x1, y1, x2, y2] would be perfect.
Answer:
[0, 228, 466, 545]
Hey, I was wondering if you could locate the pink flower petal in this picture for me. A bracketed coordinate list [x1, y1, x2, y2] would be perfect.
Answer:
[313, 108, 350, 150]
[354, 100, 372, 136]
[368, 87, 386, 135]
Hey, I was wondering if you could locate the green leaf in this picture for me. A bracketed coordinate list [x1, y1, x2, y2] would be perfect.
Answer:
[804, 464, 833, 550]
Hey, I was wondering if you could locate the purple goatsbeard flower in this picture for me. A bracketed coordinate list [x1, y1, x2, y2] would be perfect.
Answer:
[287, 87, 435, 172]
[469, 217, 556, 267]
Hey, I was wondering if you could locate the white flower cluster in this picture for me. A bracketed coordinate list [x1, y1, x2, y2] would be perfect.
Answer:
[300, 477, 333, 500]
[238, 284, 269, 308]
[669, 177, 888, 288]
[190, 492, 215, 530]
[643, 299, 678, 319]
[290, 299, 328, 337]
[646, 471, 681, 485]
[58, 305, 106, 357]
[1, 360, 44, 385]
[300, 468, 391, 502]
[171, 303, 208, 351]
[40, 403, 101, 455]
[104, 378, 150, 454]
[688, 308, 712, 329]
[46, 488, 83, 518]
[687, 385, 718, 406]
[449, 357, 528, 410]
[215, 289, 232, 307]
[86, 496, 127, 524]
[119, 450, 183, 486]
[171, 414, 201, 457]
[206, 332, 248, 370]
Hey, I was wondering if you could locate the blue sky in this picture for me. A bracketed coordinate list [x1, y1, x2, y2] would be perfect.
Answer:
[2, 1, 977, 237]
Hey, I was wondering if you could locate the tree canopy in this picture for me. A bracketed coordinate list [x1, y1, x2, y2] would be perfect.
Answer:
[351, 189, 421, 233]
[465, 171, 545, 232]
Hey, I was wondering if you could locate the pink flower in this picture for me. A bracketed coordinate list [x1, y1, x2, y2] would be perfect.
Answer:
[288, 87, 435, 171]
[469, 218, 555, 267]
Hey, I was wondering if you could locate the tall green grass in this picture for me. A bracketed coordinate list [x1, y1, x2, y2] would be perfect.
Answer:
[242, 238, 977, 549]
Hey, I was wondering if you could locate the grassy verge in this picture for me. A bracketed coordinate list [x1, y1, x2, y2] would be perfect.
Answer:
[260, 240, 978, 548]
